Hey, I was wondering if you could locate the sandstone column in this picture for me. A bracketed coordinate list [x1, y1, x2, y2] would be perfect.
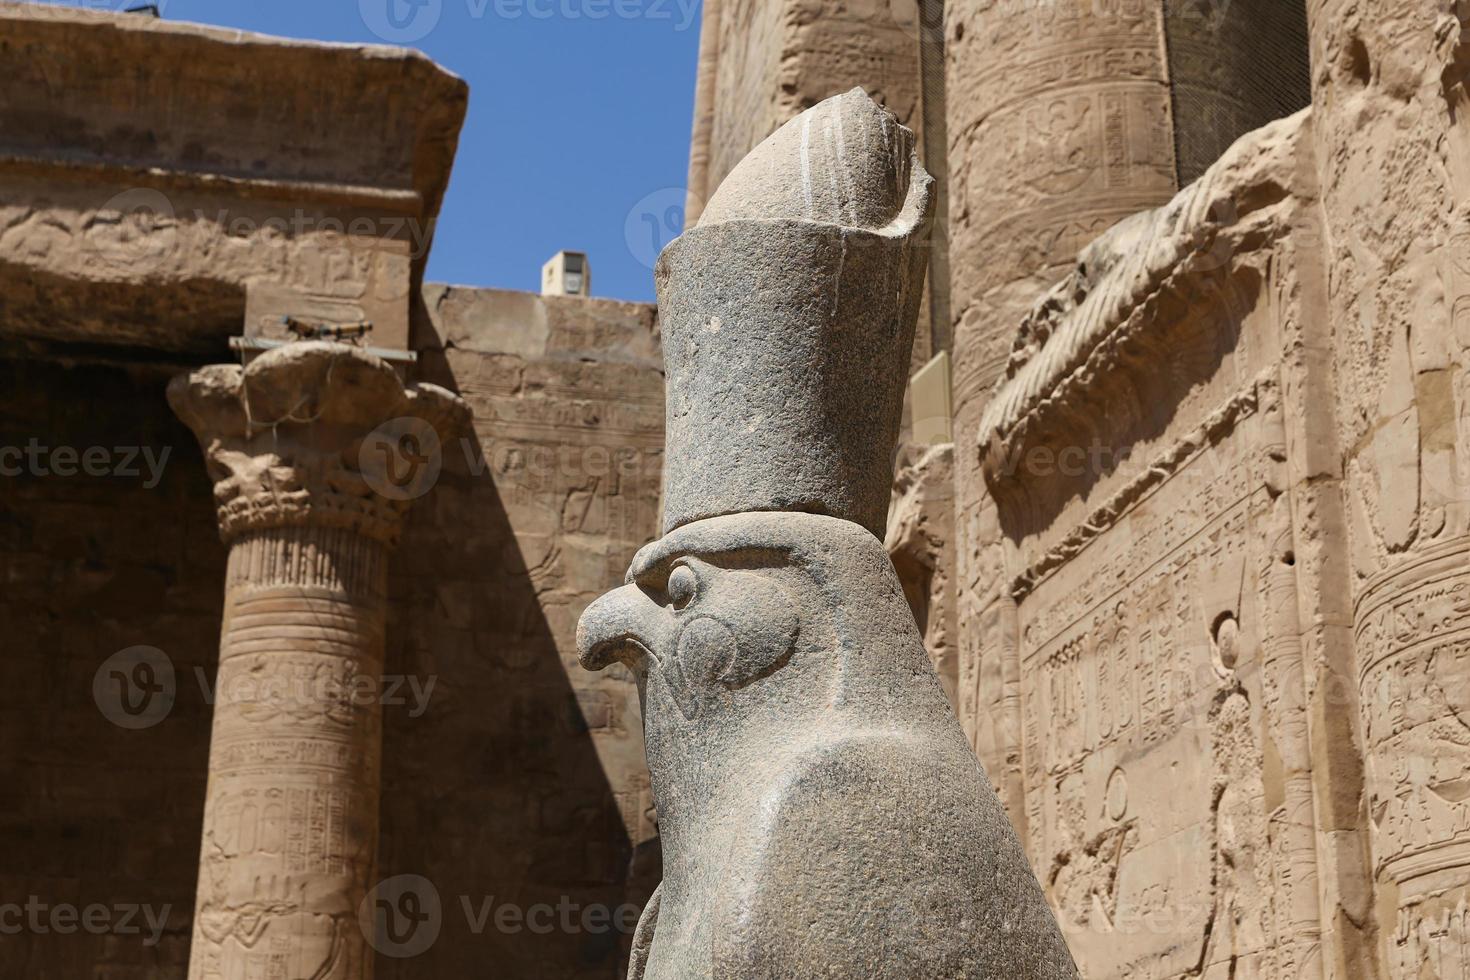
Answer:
[1306, 0, 1470, 972]
[942, 0, 1181, 835]
[683, 0, 721, 228]
[168, 342, 468, 980]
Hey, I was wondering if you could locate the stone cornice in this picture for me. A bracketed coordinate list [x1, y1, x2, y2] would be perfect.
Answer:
[1007, 371, 1271, 600]
[978, 110, 1311, 482]
[0, 154, 425, 215]
[0, 1, 466, 268]
[168, 342, 470, 546]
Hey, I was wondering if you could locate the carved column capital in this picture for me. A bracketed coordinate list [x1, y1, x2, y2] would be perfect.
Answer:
[168, 342, 469, 546]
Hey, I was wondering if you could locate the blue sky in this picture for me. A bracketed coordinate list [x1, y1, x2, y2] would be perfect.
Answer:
[39, 0, 702, 302]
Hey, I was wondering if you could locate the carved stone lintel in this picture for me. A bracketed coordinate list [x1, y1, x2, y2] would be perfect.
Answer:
[168, 341, 470, 546]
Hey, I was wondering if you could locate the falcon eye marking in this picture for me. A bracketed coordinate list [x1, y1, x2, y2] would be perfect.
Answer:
[667, 564, 698, 610]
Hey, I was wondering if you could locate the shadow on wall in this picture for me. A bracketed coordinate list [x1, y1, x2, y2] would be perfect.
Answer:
[378, 351, 659, 979]
[0, 336, 658, 979]
[0, 357, 224, 977]
[989, 266, 1257, 544]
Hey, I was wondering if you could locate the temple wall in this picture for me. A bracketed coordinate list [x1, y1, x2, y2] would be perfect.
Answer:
[691, 0, 922, 213]
[1162, 0, 1313, 186]
[944, 0, 1178, 414]
[0, 357, 217, 977]
[937, 0, 1317, 852]
[978, 111, 1371, 978]
[0, 291, 663, 980]
[684, 0, 938, 371]
[378, 286, 664, 978]
[0, 2, 466, 356]
[1307, 0, 1470, 972]
[973, 4, 1470, 951]
[941, 0, 1179, 831]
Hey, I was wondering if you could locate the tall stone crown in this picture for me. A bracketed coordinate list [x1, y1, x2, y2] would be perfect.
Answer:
[656, 88, 934, 538]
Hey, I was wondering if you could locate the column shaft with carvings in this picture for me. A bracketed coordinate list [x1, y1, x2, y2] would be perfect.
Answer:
[169, 342, 468, 980]
[941, 0, 1181, 835]
[1306, 0, 1470, 973]
[1261, 380, 1326, 976]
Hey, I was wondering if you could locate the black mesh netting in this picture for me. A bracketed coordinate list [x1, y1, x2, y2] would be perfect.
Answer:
[1165, 0, 1313, 185]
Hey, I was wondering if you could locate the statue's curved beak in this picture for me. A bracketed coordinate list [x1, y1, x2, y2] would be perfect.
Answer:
[576, 583, 664, 671]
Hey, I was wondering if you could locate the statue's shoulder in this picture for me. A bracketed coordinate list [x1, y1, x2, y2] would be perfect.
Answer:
[715, 733, 982, 968]
[763, 724, 983, 806]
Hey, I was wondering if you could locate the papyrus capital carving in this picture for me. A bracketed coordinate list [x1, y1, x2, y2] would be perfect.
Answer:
[168, 341, 469, 545]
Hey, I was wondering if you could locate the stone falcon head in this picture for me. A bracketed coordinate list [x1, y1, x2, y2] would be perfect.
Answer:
[577, 511, 930, 733]
[575, 511, 1078, 979]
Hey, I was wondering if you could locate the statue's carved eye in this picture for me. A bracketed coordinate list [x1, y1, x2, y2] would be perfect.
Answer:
[667, 565, 698, 610]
